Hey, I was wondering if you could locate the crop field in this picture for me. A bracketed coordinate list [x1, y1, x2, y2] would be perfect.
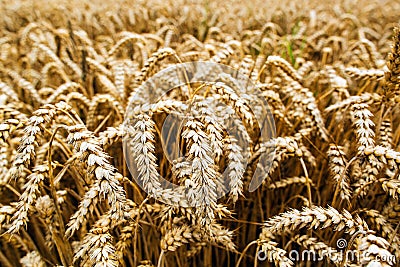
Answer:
[1, 0, 400, 266]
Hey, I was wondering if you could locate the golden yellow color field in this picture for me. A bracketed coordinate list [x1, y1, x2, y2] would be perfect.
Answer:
[0, 0, 400, 266]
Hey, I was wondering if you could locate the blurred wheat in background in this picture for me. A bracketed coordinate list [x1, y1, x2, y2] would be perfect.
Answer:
[0, 0, 400, 266]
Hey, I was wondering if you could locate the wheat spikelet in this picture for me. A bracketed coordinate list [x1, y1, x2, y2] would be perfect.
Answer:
[46, 82, 83, 103]
[179, 51, 209, 62]
[74, 216, 119, 267]
[65, 124, 127, 237]
[180, 34, 204, 53]
[38, 87, 55, 99]
[125, 114, 163, 198]
[238, 55, 255, 79]
[351, 102, 375, 152]
[326, 66, 349, 90]
[250, 54, 265, 80]
[206, 222, 236, 252]
[65, 92, 91, 108]
[359, 156, 383, 198]
[379, 119, 393, 149]
[61, 55, 83, 79]
[0, 82, 19, 103]
[328, 144, 351, 203]
[182, 118, 217, 225]
[171, 158, 192, 187]
[264, 206, 368, 235]
[257, 229, 294, 267]
[7, 70, 42, 106]
[382, 199, 400, 222]
[211, 82, 255, 128]
[325, 93, 381, 113]
[360, 38, 380, 68]
[292, 234, 341, 265]
[142, 99, 188, 115]
[0, 117, 25, 144]
[86, 57, 112, 77]
[34, 42, 64, 68]
[0, 43, 11, 63]
[252, 136, 301, 180]
[7, 164, 48, 234]
[210, 43, 235, 64]
[344, 67, 385, 81]
[266, 55, 303, 84]
[115, 223, 135, 258]
[193, 97, 224, 161]
[356, 232, 395, 266]
[0, 205, 15, 232]
[359, 209, 400, 259]
[134, 47, 177, 86]
[261, 89, 293, 127]
[381, 179, 400, 199]
[160, 224, 196, 251]
[383, 27, 400, 95]
[217, 104, 251, 148]
[114, 200, 160, 258]
[298, 140, 316, 167]
[186, 243, 207, 257]
[296, 61, 313, 77]
[161, 27, 174, 47]
[107, 32, 146, 59]
[95, 74, 120, 98]
[10, 105, 58, 178]
[99, 126, 123, 148]
[224, 136, 245, 202]
[363, 145, 400, 184]
[111, 62, 126, 99]
[285, 80, 329, 140]
[0, 145, 9, 185]
[34, 195, 56, 248]
[41, 62, 70, 85]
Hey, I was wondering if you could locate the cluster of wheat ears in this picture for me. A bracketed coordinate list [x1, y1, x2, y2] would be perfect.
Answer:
[1, 0, 400, 266]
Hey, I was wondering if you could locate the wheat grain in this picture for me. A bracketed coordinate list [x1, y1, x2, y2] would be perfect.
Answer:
[356, 232, 395, 266]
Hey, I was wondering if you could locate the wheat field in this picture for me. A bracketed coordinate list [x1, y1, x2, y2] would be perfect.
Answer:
[1, 0, 400, 266]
